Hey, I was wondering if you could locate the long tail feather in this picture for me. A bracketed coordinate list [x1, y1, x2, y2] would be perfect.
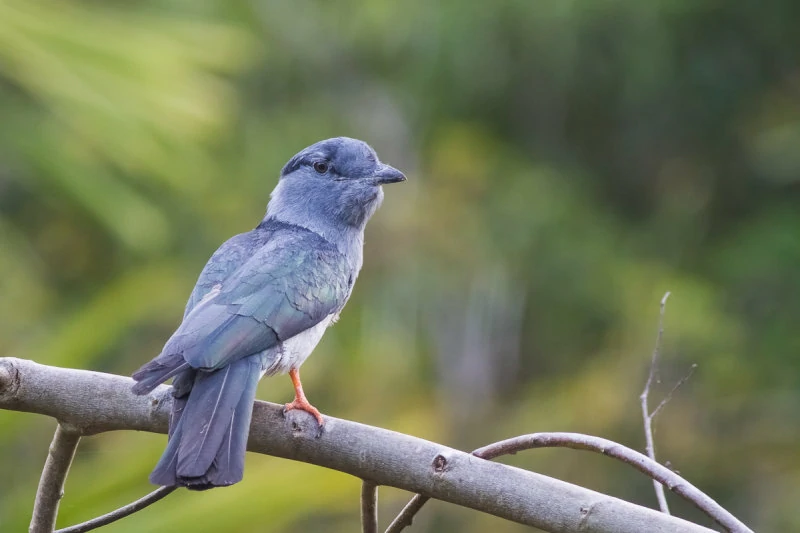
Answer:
[149, 356, 261, 489]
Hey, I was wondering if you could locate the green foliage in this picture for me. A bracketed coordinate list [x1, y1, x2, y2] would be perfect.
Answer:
[1, 1, 798, 531]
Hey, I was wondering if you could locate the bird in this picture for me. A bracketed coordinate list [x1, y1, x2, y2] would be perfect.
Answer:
[131, 137, 405, 490]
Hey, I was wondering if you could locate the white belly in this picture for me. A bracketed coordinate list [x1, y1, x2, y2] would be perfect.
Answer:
[262, 314, 334, 376]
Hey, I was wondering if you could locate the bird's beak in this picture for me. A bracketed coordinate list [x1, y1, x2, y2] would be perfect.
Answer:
[371, 164, 406, 185]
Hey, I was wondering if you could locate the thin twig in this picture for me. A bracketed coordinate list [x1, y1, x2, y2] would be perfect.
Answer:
[54, 487, 177, 533]
[640, 291, 672, 514]
[361, 480, 379, 533]
[644, 292, 672, 394]
[385, 495, 429, 533]
[30, 424, 81, 533]
[651, 364, 697, 420]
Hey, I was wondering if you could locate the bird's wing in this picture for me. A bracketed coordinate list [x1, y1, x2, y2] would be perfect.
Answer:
[183, 229, 271, 318]
[164, 229, 351, 371]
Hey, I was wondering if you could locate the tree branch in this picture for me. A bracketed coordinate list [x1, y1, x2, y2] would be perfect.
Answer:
[30, 424, 81, 533]
[1, 357, 718, 533]
[387, 431, 752, 533]
[54, 487, 177, 533]
[361, 480, 379, 533]
[640, 291, 672, 513]
[473, 433, 753, 533]
[385, 494, 428, 533]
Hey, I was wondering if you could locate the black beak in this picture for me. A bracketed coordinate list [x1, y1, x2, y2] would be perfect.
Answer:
[372, 164, 406, 185]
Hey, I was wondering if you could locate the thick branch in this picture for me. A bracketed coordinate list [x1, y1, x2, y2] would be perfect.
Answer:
[30, 424, 81, 533]
[0, 358, 715, 533]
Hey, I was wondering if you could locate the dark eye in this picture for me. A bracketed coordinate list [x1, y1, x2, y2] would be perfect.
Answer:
[313, 161, 329, 174]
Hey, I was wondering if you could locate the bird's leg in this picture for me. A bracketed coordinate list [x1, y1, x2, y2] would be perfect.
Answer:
[284, 368, 324, 426]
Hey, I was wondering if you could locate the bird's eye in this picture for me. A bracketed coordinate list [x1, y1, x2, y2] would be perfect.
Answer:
[313, 161, 329, 174]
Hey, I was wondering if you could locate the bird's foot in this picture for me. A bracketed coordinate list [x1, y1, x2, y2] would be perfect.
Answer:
[284, 367, 324, 435]
[284, 397, 325, 428]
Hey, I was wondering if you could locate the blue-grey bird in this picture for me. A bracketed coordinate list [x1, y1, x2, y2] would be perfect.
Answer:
[131, 137, 405, 490]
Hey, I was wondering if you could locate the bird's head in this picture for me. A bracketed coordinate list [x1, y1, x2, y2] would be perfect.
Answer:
[266, 137, 405, 234]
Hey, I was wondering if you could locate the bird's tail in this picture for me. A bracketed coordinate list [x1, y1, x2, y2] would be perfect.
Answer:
[149, 356, 261, 490]
[131, 351, 191, 395]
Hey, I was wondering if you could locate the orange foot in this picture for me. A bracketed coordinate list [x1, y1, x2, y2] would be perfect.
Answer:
[284, 396, 324, 427]
[284, 368, 325, 427]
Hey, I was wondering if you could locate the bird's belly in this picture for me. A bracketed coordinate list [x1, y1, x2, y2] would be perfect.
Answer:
[262, 314, 334, 376]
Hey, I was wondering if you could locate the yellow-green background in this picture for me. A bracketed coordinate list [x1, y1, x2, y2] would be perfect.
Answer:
[1, 1, 798, 531]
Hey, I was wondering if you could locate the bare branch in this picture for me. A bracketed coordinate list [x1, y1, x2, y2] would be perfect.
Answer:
[30, 424, 81, 533]
[473, 433, 752, 533]
[361, 480, 379, 533]
[389, 431, 752, 533]
[644, 291, 672, 393]
[0, 357, 719, 533]
[385, 495, 429, 533]
[54, 487, 177, 533]
[640, 291, 672, 514]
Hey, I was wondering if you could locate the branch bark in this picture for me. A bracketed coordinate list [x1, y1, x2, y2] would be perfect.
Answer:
[361, 480, 379, 533]
[29, 424, 81, 533]
[1, 358, 718, 533]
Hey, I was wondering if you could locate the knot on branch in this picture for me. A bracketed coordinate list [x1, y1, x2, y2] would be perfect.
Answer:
[579, 500, 604, 530]
[284, 409, 325, 439]
[146, 389, 173, 423]
[431, 452, 452, 475]
[0, 359, 20, 401]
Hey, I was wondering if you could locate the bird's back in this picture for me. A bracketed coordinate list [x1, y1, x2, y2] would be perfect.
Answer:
[183, 220, 294, 317]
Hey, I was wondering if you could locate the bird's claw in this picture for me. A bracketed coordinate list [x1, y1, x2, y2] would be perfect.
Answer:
[283, 398, 325, 431]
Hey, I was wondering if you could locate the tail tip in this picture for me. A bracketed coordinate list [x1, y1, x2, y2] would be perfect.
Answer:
[131, 380, 155, 396]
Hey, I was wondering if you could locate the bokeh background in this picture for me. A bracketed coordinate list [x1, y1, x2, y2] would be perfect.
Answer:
[1, 1, 798, 531]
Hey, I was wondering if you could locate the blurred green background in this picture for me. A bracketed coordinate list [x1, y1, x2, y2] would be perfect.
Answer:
[1, 1, 798, 531]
